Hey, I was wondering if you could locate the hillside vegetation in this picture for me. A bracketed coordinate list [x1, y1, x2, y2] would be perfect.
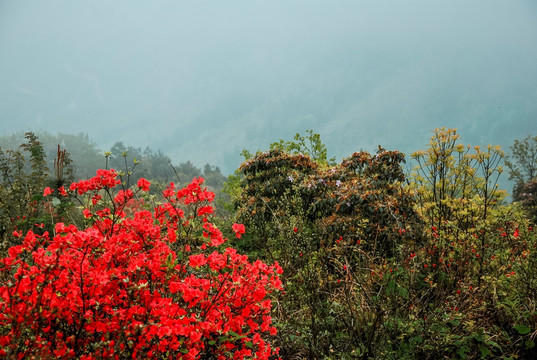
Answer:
[0, 129, 536, 359]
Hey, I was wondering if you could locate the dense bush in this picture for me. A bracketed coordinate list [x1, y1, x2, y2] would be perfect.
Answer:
[0, 169, 282, 359]
[235, 145, 423, 358]
[0, 133, 74, 258]
[2, 129, 537, 359]
[232, 129, 537, 359]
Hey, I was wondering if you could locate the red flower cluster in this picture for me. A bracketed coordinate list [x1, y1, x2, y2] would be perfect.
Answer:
[69, 168, 121, 195]
[0, 171, 282, 359]
[232, 223, 246, 239]
[137, 177, 151, 192]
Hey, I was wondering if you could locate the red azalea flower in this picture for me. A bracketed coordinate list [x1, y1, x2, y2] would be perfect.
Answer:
[0, 171, 282, 359]
[58, 186, 68, 197]
[197, 206, 214, 217]
[83, 208, 92, 218]
[232, 223, 246, 239]
[137, 178, 151, 192]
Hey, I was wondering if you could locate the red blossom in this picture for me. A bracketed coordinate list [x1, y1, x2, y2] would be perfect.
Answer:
[189, 253, 207, 267]
[0, 171, 281, 359]
[232, 223, 246, 239]
[513, 228, 520, 239]
[197, 206, 214, 217]
[83, 208, 92, 218]
[114, 189, 134, 205]
[137, 178, 151, 192]
[58, 186, 68, 197]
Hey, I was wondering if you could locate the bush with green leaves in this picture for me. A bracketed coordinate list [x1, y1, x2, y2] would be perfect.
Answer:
[231, 129, 537, 359]
[0, 132, 75, 257]
[235, 134, 423, 358]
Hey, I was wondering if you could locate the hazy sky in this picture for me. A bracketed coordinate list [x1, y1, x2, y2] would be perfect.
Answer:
[1, 0, 536, 175]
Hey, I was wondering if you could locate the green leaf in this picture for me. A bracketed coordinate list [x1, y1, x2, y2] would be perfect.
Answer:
[450, 319, 461, 327]
[479, 344, 491, 358]
[486, 340, 501, 349]
[245, 341, 253, 348]
[227, 331, 246, 340]
[457, 345, 469, 357]
[514, 324, 531, 335]
[397, 286, 409, 299]
[386, 279, 396, 294]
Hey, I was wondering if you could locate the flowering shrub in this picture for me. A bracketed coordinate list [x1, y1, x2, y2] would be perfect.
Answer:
[0, 132, 66, 257]
[236, 147, 422, 358]
[0, 170, 282, 359]
[232, 130, 537, 359]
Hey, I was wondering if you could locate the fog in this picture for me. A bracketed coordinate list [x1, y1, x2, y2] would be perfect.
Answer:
[1, 0, 536, 175]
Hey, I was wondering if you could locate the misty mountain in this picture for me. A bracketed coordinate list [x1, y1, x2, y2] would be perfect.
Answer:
[1, 0, 536, 178]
